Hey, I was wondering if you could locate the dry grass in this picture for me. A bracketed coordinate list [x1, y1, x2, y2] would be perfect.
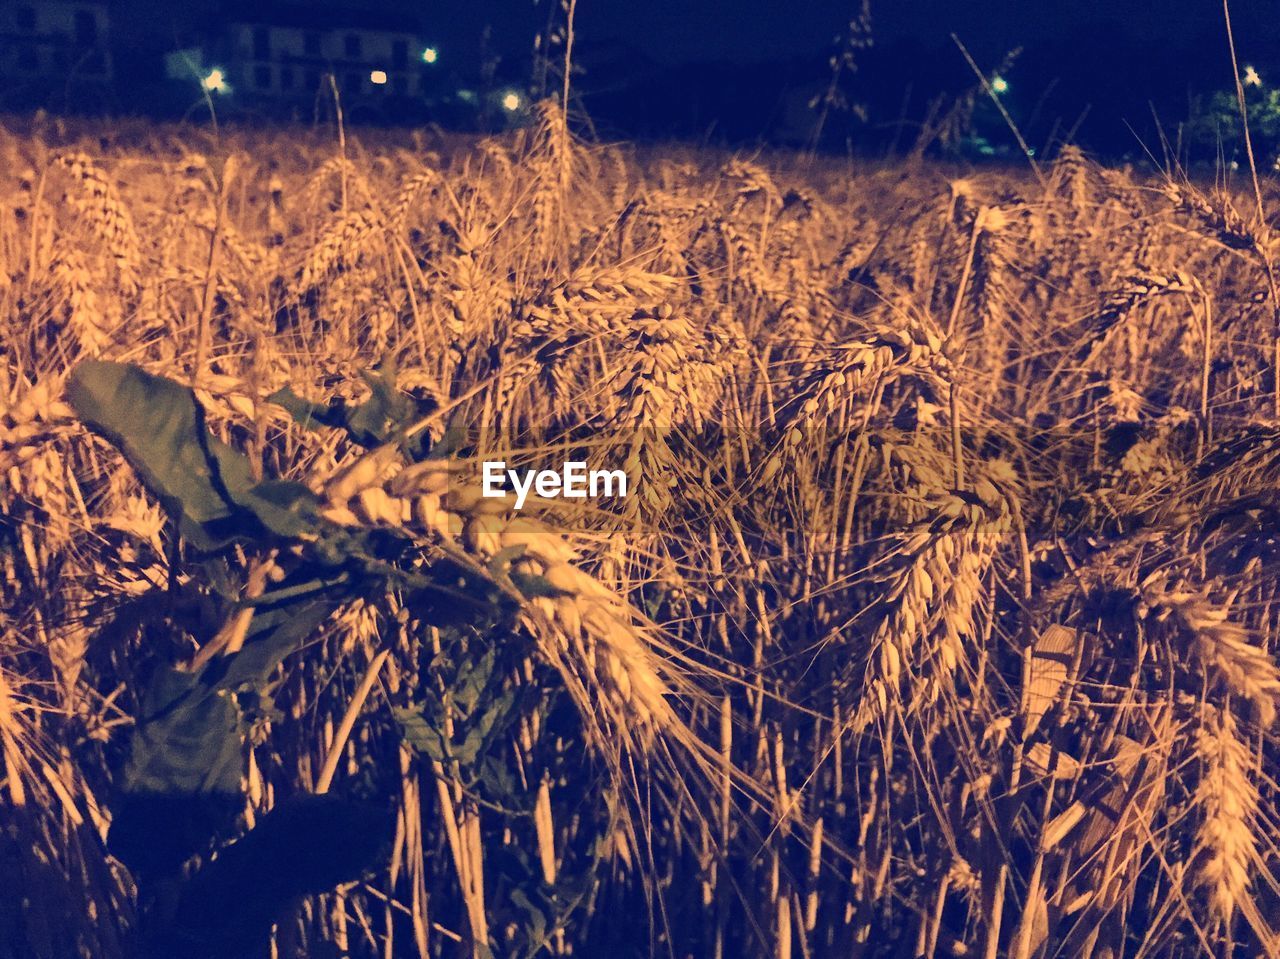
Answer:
[2, 111, 1280, 958]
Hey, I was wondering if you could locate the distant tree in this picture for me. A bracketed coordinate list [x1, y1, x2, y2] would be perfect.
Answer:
[1187, 76, 1280, 165]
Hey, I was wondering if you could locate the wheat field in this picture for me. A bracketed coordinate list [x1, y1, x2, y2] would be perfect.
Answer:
[2, 104, 1280, 958]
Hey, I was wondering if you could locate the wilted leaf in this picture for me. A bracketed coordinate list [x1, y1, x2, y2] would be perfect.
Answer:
[1021, 624, 1078, 738]
[1024, 741, 1082, 780]
[1049, 710, 1171, 928]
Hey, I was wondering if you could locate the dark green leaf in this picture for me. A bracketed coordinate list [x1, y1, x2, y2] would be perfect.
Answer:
[456, 689, 516, 765]
[67, 361, 326, 552]
[267, 359, 423, 450]
[393, 705, 449, 763]
[108, 667, 245, 878]
[68, 361, 256, 550]
[108, 587, 340, 877]
[154, 796, 393, 959]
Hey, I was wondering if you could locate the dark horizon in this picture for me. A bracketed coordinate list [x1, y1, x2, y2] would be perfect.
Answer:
[3, 1, 1277, 160]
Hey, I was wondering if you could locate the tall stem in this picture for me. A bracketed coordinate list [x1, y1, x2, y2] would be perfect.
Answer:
[315, 647, 391, 794]
[1222, 0, 1280, 415]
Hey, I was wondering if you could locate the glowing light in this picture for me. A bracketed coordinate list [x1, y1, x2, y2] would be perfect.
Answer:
[502, 91, 521, 112]
[1245, 65, 1262, 87]
[991, 76, 1009, 94]
[422, 47, 438, 64]
[370, 69, 388, 85]
[202, 68, 228, 93]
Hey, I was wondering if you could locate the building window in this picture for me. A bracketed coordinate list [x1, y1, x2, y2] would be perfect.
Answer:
[279, 66, 294, 90]
[344, 34, 361, 58]
[18, 46, 39, 70]
[392, 40, 407, 67]
[253, 27, 270, 60]
[15, 6, 36, 31]
[254, 64, 272, 89]
[73, 9, 97, 46]
[305, 68, 320, 90]
[304, 31, 321, 56]
[393, 75, 408, 96]
[344, 71, 361, 93]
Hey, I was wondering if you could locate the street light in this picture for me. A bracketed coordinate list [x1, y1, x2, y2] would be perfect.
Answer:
[422, 47, 438, 64]
[1245, 65, 1262, 87]
[202, 68, 228, 93]
[991, 75, 1009, 94]
[502, 91, 521, 112]
[370, 70, 388, 85]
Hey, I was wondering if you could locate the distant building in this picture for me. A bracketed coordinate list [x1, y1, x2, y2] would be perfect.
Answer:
[203, 3, 430, 118]
[0, 0, 113, 105]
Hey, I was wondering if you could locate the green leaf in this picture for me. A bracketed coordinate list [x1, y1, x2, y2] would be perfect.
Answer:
[456, 689, 516, 765]
[108, 666, 246, 878]
[261, 385, 331, 432]
[509, 888, 548, 950]
[267, 359, 425, 450]
[393, 705, 450, 764]
[124, 668, 244, 798]
[108, 586, 342, 879]
[213, 590, 341, 692]
[454, 647, 497, 715]
[68, 361, 254, 550]
[393, 650, 520, 769]
[156, 796, 393, 959]
[67, 361, 325, 551]
[487, 544, 527, 580]
[509, 568, 558, 600]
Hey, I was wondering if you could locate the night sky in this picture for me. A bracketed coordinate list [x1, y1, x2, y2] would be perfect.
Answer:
[116, 1, 1265, 79]
[582, 0, 1223, 65]
[426, 0, 1245, 66]
[91, 0, 1280, 152]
